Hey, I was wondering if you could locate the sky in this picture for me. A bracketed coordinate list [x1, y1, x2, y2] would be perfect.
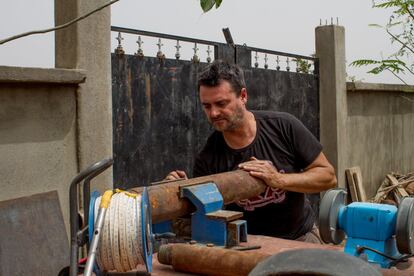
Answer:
[0, 0, 412, 84]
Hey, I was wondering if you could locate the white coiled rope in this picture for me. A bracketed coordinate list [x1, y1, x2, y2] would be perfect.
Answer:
[94, 191, 145, 272]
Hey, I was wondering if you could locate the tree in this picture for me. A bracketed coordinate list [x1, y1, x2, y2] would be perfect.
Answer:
[200, 0, 223, 12]
[351, 0, 414, 84]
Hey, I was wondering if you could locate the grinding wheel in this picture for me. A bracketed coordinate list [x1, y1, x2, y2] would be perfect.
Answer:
[396, 196, 414, 255]
[319, 189, 346, 244]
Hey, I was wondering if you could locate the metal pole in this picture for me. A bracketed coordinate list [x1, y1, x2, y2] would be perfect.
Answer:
[83, 207, 107, 276]
[130, 170, 267, 223]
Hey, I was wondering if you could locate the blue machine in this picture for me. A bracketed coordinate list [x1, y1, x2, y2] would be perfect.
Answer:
[319, 189, 414, 268]
[153, 182, 248, 247]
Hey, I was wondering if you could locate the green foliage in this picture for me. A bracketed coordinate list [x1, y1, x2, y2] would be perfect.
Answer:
[351, 0, 414, 83]
[294, 58, 312, 74]
[200, 0, 223, 12]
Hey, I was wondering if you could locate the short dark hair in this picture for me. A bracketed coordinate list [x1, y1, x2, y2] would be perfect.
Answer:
[197, 60, 246, 96]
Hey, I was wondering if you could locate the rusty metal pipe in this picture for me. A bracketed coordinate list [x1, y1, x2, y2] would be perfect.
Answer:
[158, 243, 269, 276]
[129, 170, 266, 223]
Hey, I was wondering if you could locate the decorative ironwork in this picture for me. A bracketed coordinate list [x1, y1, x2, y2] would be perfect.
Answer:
[254, 52, 259, 68]
[135, 36, 144, 57]
[175, 40, 181, 60]
[156, 38, 165, 60]
[110, 26, 318, 75]
[276, 56, 280, 71]
[191, 43, 200, 63]
[206, 45, 212, 63]
[115, 32, 125, 55]
[286, 57, 290, 72]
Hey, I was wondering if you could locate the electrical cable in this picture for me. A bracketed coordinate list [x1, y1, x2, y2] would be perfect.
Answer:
[0, 0, 120, 45]
[356, 246, 412, 265]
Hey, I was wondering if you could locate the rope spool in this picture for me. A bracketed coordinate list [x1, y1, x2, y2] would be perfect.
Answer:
[89, 189, 152, 273]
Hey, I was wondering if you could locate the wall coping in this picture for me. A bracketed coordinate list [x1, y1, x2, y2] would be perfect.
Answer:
[347, 81, 414, 93]
[0, 66, 86, 84]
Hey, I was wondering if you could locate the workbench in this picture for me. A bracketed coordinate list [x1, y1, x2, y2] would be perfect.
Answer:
[149, 235, 414, 276]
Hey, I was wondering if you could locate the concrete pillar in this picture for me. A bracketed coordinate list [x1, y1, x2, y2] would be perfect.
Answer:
[315, 25, 348, 188]
[54, 0, 113, 192]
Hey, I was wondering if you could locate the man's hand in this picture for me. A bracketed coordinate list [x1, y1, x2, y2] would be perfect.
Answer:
[238, 153, 337, 194]
[164, 170, 188, 181]
[238, 157, 285, 189]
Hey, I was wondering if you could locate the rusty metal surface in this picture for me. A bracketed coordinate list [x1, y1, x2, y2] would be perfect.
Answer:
[151, 235, 414, 276]
[158, 243, 269, 276]
[129, 170, 266, 223]
[0, 191, 69, 276]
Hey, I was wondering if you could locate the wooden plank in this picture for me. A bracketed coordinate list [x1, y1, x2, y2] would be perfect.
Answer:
[345, 167, 367, 202]
[387, 174, 409, 206]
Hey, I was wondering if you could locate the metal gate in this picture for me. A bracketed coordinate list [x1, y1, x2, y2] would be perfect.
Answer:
[111, 26, 319, 190]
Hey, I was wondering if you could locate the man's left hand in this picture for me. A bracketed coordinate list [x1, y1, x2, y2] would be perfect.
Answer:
[238, 157, 285, 189]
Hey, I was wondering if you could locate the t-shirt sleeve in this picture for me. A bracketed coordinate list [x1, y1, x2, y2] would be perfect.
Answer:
[284, 114, 322, 169]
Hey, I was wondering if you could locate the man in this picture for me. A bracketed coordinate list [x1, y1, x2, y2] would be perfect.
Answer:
[165, 60, 337, 243]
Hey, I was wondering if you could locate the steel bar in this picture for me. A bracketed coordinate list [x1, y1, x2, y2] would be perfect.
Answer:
[129, 170, 266, 223]
[111, 26, 220, 46]
[158, 243, 269, 276]
[244, 45, 316, 62]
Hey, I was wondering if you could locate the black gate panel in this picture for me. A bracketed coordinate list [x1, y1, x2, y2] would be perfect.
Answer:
[112, 55, 319, 189]
[112, 56, 212, 189]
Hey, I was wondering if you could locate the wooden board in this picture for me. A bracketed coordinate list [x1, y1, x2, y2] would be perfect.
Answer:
[0, 191, 69, 275]
[345, 167, 367, 202]
[387, 174, 409, 205]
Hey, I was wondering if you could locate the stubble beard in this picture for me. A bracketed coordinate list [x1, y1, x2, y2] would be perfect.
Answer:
[211, 105, 245, 132]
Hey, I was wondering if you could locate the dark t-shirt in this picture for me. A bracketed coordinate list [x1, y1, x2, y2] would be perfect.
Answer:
[193, 110, 322, 239]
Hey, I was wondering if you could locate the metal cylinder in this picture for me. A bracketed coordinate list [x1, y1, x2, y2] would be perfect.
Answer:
[130, 170, 266, 223]
[158, 243, 269, 276]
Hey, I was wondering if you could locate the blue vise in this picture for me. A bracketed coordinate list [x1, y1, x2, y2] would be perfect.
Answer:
[154, 182, 248, 247]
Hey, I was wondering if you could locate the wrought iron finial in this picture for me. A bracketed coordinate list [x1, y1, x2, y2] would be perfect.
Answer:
[135, 36, 144, 57]
[175, 40, 181, 60]
[156, 38, 165, 60]
[276, 56, 280, 71]
[286, 57, 290, 72]
[206, 45, 212, 63]
[192, 43, 200, 63]
[264, 54, 268, 69]
[254, 52, 259, 68]
[115, 32, 125, 55]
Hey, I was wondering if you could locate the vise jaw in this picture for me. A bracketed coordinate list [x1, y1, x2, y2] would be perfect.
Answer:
[180, 182, 247, 247]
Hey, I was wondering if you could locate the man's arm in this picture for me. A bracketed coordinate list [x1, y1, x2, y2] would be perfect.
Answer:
[238, 152, 337, 193]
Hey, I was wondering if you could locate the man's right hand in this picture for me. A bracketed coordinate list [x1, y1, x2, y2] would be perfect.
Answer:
[164, 170, 188, 181]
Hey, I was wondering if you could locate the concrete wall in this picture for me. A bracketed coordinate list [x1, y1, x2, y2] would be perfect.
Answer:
[316, 25, 414, 199]
[0, 66, 86, 232]
[346, 82, 414, 198]
[55, 0, 113, 192]
[315, 25, 349, 188]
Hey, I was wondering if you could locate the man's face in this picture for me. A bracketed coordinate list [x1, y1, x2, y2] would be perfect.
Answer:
[199, 81, 247, 132]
